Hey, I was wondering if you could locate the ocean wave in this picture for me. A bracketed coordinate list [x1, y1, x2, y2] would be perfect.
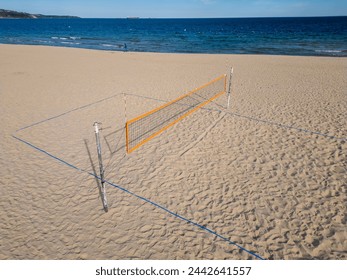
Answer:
[101, 44, 116, 47]
[60, 41, 81, 45]
[101, 44, 126, 49]
[315, 49, 342, 53]
[31, 39, 54, 45]
[51, 36, 80, 40]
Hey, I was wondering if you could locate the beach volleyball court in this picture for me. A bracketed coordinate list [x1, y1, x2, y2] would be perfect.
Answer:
[12, 70, 346, 260]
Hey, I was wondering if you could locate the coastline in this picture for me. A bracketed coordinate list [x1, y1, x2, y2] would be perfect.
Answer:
[0, 44, 346, 259]
[2, 42, 347, 58]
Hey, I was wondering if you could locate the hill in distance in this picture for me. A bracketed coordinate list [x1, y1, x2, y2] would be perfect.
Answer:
[0, 9, 79, 19]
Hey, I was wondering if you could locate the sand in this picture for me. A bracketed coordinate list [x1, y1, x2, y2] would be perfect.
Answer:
[0, 44, 346, 260]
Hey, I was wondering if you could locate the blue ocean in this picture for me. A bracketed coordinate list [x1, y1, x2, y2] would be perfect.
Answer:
[1, 17, 346, 56]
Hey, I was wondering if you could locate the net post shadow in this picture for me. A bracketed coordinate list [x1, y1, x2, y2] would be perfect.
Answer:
[103, 126, 127, 155]
[84, 138, 108, 212]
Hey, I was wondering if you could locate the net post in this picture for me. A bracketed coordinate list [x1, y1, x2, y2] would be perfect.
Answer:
[123, 93, 127, 127]
[93, 122, 108, 212]
[123, 92, 128, 152]
[227, 67, 233, 109]
[125, 121, 130, 153]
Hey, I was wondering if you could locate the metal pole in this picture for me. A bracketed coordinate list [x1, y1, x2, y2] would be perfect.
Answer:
[227, 67, 233, 109]
[123, 92, 127, 127]
[93, 122, 108, 212]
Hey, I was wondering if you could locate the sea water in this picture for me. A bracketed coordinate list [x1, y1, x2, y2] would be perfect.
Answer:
[0, 17, 346, 56]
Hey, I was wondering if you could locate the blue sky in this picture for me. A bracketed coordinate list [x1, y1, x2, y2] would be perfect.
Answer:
[1, 0, 346, 18]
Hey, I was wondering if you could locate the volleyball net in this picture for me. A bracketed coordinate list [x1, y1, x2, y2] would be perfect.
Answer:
[126, 74, 227, 153]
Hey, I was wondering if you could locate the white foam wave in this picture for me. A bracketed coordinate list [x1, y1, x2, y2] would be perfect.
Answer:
[60, 41, 80, 45]
[315, 49, 342, 53]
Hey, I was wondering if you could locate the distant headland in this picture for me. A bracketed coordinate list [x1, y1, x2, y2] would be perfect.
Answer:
[0, 9, 79, 19]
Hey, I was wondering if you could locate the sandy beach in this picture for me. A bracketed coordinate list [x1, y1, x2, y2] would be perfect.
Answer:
[0, 44, 346, 259]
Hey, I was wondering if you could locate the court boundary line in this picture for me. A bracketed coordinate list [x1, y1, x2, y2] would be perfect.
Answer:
[12, 93, 265, 260]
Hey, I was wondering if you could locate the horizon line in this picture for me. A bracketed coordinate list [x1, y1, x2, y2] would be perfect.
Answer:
[1, 8, 346, 19]
[91, 15, 347, 18]
[18, 15, 347, 19]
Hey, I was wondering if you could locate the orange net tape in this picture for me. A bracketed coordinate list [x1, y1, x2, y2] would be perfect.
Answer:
[126, 74, 226, 153]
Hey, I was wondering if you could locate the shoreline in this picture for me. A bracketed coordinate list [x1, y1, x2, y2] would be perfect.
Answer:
[2, 42, 347, 59]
